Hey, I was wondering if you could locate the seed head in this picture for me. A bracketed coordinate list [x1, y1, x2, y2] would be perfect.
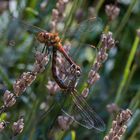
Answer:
[3, 90, 16, 107]
[104, 109, 132, 140]
[46, 81, 60, 95]
[87, 71, 100, 85]
[33, 51, 49, 74]
[13, 72, 36, 96]
[107, 103, 119, 114]
[81, 88, 89, 98]
[0, 121, 7, 132]
[12, 117, 24, 136]
[58, 115, 73, 130]
[101, 32, 116, 50]
[105, 4, 120, 21]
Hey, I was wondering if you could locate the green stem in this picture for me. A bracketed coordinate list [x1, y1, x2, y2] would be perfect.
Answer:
[122, 64, 137, 96]
[62, 0, 82, 39]
[0, 66, 12, 89]
[129, 90, 140, 110]
[71, 130, 76, 140]
[115, 0, 137, 37]
[95, 0, 105, 15]
[115, 35, 140, 105]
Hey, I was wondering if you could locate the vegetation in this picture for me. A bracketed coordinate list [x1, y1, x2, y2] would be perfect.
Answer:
[0, 0, 140, 140]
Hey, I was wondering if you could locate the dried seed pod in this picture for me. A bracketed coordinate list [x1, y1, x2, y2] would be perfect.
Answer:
[105, 4, 120, 21]
[46, 81, 60, 95]
[107, 103, 119, 114]
[12, 117, 24, 136]
[104, 109, 132, 140]
[3, 90, 16, 107]
[87, 72, 100, 85]
[57, 115, 73, 130]
[13, 72, 36, 96]
[81, 88, 89, 98]
[101, 32, 116, 50]
[0, 121, 8, 132]
[33, 52, 49, 74]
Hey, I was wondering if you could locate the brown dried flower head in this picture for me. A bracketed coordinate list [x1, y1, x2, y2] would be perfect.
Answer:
[46, 80, 60, 95]
[3, 90, 16, 107]
[58, 115, 73, 130]
[105, 4, 120, 21]
[81, 87, 89, 98]
[107, 103, 119, 114]
[101, 32, 116, 50]
[104, 109, 132, 140]
[12, 117, 24, 136]
[0, 121, 7, 132]
[13, 72, 36, 96]
[33, 51, 49, 74]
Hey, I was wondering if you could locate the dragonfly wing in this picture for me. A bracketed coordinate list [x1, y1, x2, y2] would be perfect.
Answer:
[62, 91, 105, 131]
[76, 17, 103, 34]
[63, 17, 104, 41]
[10, 16, 46, 34]
[6, 16, 47, 49]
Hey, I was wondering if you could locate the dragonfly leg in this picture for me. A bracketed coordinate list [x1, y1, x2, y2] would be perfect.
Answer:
[42, 43, 47, 53]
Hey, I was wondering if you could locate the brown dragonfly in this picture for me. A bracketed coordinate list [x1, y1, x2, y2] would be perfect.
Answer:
[8, 16, 105, 131]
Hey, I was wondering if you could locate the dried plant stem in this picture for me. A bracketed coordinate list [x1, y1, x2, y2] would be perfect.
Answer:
[115, 0, 137, 37]
[115, 35, 140, 105]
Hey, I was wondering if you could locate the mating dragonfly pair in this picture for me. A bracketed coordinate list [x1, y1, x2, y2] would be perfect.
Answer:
[8, 16, 105, 131]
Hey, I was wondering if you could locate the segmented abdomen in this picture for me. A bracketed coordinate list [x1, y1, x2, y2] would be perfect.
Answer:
[52, 47, 68, 89]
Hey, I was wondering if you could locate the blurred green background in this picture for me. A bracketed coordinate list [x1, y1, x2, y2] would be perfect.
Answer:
[0, 0, 140, 140]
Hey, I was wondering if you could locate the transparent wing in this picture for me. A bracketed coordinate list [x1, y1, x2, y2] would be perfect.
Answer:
[10, 16, 46, 34]
[62, 90, 105, 131]
[5, 16, 47, 49]
[63, 17, 104, 41]
[76, 17, 103, 34]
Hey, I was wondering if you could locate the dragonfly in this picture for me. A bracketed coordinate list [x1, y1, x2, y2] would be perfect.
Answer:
[8, 16, 82, 89]
[8, 16, 105, 131]
[53, 66, 105, 131]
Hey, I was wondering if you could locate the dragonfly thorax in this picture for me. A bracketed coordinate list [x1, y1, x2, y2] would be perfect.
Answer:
[37, 32, 61, 47]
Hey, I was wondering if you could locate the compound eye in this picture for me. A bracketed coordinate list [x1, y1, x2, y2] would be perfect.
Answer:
[37, 32, 46, 43]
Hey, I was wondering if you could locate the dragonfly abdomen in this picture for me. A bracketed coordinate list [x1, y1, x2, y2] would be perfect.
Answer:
[52, 48, 68, 89]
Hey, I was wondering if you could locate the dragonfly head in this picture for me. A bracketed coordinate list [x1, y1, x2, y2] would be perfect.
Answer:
[37, 32, 48, 43]
[37, 32, 61, 47]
